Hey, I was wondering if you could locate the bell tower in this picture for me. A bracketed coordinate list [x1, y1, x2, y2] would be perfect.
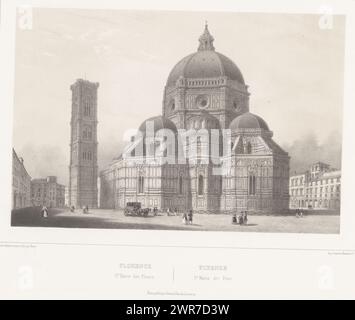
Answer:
[69, 79, 99, 209]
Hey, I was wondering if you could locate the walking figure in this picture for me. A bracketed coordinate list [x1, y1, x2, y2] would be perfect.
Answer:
[232, 213, 237, 224]
[296, 208, 300, 218]
[239, 212, 244, 225]
[243, 211, 248, 225]
[188, 210, 193, 225]
[41, 205, 48, 218]
[182, 212, 188, 225]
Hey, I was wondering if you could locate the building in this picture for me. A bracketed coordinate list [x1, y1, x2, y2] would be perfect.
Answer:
[65, 186, 70, 207]
[289, 162, 341, 210]
[31, 176, 65, 208]
[12, 149, 31, 209]
[69, 79, 99, 209]
[100, 24, 290, 214]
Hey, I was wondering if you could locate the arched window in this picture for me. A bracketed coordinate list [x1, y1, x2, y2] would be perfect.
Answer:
[138, 176, 144, 193]
[179, 176, 183, 194]
[197, 136, 201, 155]
[84, 103, 92, 116]
[83, 127, 92, 140]
[248, 175, 256, 195]
[198, 175, 204, 195]
[247, 142, 252, 154]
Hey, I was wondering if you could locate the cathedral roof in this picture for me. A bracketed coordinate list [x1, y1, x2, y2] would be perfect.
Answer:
[229, 112, 270, 131]
[166, 24, 245, 86]
[138, 115, 177, 135]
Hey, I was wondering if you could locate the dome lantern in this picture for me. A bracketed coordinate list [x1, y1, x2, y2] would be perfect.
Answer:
[198, 22, 215, 51]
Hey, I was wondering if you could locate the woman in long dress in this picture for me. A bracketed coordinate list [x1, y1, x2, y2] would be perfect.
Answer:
[41, 205, 48, 218]
[182, 213, 188, 225]
[188, 210, 193, 225]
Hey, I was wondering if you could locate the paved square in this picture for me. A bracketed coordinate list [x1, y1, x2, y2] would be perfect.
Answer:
[12, 207, 340, 234]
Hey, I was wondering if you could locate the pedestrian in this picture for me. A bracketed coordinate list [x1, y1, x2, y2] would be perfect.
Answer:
[239, 213, 244, 225]
[244, 211, 248, 225]
[188, 209, 193, 225]
[295, 208, 300, 218]
[232, 213, 237, 224]
[86, 205, 89, 214]
[167, 208, 170, 216]
[182, 212, 188, 225]
[41, 205, 48, 218]
[299, 210, 303, 218]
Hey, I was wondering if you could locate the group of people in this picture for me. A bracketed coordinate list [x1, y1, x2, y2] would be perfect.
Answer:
[232, 211, 248, 225]
[69, 205, 90, 214]
[153, 207, 158, 216]
[166, 207, 194, 225]
[166, 208, 179, 216]
[182, 210, 194, 225]
[295, 208, 304, 218]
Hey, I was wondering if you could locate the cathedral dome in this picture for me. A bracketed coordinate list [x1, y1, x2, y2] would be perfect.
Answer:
[166, 24, 245, 87]
[138, 115, 177, 135]
[229, 112, 270, 131]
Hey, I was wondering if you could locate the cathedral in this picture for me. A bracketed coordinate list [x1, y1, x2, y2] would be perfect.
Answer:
[99, 24, 290, 214]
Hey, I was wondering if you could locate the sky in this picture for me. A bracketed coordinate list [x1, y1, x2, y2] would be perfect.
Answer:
[13, 9, 345, 185]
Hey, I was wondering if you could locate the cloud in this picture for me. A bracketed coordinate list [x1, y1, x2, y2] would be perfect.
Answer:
[283, 130, 342, 174]
[98, 136, 125, 170]
[17, 143, 68, 185]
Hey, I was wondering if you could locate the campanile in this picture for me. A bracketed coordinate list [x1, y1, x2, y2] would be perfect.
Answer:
[69, 79, 99, 208]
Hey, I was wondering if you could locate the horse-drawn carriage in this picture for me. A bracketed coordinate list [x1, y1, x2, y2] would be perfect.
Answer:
[124, 202, 151, 217]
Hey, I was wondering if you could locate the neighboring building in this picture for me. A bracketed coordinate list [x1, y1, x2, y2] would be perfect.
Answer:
[289, 162, 341, 210]
[100, 25, 290, 214]
[12, 148, 31, 209]
[69, 79, 99, 209]
[65, 186, 70, 207]
[31, 176, 65, 208]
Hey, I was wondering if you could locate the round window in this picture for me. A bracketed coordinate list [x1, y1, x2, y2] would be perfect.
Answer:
[196, 95, 209, 109]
